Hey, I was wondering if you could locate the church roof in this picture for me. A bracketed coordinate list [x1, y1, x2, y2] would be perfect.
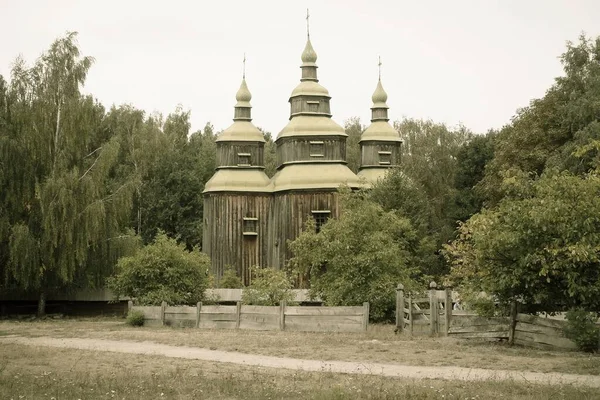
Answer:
[360, 69, 402, 143]
[216, 77, 266, 143]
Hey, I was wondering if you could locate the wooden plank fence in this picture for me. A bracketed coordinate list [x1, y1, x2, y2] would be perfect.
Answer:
[395, 284, 600, 351]
[130, 301, 369, 333]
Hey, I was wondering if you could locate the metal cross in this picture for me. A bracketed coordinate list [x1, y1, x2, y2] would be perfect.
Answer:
[378, 56, 382, 81]
[306, 8, 310, 39]
[243, 53, 246, 79]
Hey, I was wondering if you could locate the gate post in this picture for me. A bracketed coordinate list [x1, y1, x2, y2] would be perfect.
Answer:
[429, 281, 438, 336]
[396, 284, 405, 333]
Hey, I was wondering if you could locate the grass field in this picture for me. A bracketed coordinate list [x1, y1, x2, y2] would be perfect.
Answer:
[1, 317, 598, 376]
[1, 343, 598, 400]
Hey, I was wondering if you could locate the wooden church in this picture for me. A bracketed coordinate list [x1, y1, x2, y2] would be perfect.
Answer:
[202, 26, 402, 285]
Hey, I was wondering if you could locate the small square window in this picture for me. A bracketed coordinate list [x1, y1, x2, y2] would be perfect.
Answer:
[378, 151, 391, 165]
[311, 210, 331, 233]
[310, 141, 324, 157]
[238, 153, 251, 166]
[243, 217, 258, 236]
[307, 100, 319, 113]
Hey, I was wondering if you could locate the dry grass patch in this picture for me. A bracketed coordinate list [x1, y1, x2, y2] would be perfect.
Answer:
[1, 317, 599, 376]
[1, 343, 597, 400]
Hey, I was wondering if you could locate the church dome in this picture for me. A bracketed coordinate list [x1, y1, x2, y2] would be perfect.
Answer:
[301, 39, 318, 64]
[235, 79, 252, 104]
[371, 80, 388, 106]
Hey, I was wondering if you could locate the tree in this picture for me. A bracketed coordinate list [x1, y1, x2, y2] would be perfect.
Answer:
[107, 232, 211, 305]
[344, 117, 363, 173]
[452, 131, 496, 222]
[260, 128, 277, 177]
[444, 171, 600, 311]
[288, 188, 419, 321]
[478, 35, 600, 206]
[0, 32, 138, 315]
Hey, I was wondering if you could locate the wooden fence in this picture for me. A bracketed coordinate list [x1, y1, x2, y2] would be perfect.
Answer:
[130, 301, 369, 333]
[395, 283, 599, 351]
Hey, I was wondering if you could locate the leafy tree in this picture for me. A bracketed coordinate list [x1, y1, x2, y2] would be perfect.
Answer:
[107, 232, 211, 305]
[444, 171, 600, 311]
[288, 188, 419, 321]
[452, 131, 496, 222]
[219, 265, 243, 289]
[479, 35, 600, 206]
[241, 266, 294, 306]
[0, 32, 137, 315]
[344, 117, 363, 173]
[260, 128, 277, 178]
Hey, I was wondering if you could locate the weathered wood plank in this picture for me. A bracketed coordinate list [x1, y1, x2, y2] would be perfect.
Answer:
[165, 306, 196, 314]
[198, 321, 237, 330]
[516, 314, 568, 330]
[285, 319, 363, 333]
[241, 305, 279, 315]
[284, 306, 364, 316]
[163, 313, 196, 321]
[239, 314, 280, 331]
[284, 315, 363, 325]
[450, 316, 509, 327]
[199, 313, 238, 322]
[514, 330, 577, 350]
[515, 321, 567, 337]
[201, 305, 237, 314]
[449, 324, 509, 334]
[132, 306, 161, 319]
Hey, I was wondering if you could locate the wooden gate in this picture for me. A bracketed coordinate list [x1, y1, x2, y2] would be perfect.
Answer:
[395, 282, 452, 336]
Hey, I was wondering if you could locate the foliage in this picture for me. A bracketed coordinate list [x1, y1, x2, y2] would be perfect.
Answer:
[344, 117, 363, 173]
[107, 232, 211, 305]
[125, 310, 145, 327]
[288, 188, 419, 322]
[0, 32, 139, 314]
[444, 171, 600, 311]
[242, 266, 294, 306]
[219, 265, 243, 289]
[478, 35, 600, 206]
[564, 309, 600, 353]
[260, 128, 277, 177]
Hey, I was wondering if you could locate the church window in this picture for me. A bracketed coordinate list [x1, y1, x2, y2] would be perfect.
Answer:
[309, 141, 324, 157]
[242, 217, 258, 236]
[311, 210, 330, 233]
[307, 100, 320, 113]
[237, 152, 251, 166]
[378, 150, 391, 165]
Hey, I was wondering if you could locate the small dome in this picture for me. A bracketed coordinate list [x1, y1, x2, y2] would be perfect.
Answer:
[290, 80, 330, 97]
[301, 39, 318, 64]
[236, 79, 252, 103]
[372, 80, 388, 105]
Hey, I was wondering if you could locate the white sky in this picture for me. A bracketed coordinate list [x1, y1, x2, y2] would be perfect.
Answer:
[1, 0, 599, 135]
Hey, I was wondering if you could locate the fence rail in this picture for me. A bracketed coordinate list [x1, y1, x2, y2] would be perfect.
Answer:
[130, 301, 369, 333]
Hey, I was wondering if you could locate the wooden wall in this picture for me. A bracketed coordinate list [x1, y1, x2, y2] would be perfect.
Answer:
[267, 191, 340, 270]
[216, 142, 264, 167]
[360, 142, 401, 168]
[202, 193, 271, 285]
[448, 312, 510, 340]
[276, 137, 346, 167]
[513, 314, 579, 351]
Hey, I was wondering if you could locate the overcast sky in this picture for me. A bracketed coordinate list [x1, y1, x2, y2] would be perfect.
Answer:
[1, 0, 599, 136]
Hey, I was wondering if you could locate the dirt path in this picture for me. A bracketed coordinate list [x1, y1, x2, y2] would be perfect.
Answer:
[2, 335, 599, 388]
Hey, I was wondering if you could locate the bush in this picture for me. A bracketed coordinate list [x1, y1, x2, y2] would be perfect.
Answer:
[242, 267, 294, 306]
[219, 265, 243, 288]
[107, 232, 211, 305]
[126, 310, 145, 327]
[564, 309, 600, 353]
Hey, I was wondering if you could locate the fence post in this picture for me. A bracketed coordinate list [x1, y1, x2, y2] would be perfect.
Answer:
[429, 281, 438, 336]
[127, 300, 133, 313]
[196, 302, 202, 328]
[160, 301, 167, 326]
[408, 296, 414, 335]
[363, 302, 370, 332]
[279, 300, 286, 331]
[236, 301, 242, 329]
[444, 287, 452, 336]
[396, 284, 405, 334]
[508, 300, 518, 345]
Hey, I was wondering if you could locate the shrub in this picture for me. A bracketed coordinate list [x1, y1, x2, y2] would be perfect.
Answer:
[564, 309, 600, 353]
[126, 310, 145, 327]
[107, 232, 211, 305]
[242, 267, 294, 306]
[219, 265, 243, 288]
